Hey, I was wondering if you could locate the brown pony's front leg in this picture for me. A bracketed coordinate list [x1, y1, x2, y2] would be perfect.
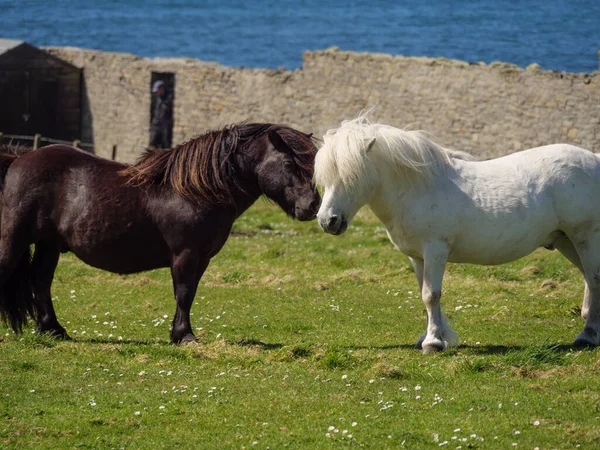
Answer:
[169, 250, 209, 344]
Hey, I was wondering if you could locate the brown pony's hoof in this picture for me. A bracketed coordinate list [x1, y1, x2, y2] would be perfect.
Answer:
[174, 334, 198, 345]
[572, 338, 596, 348]
[37, 327, 72, 340]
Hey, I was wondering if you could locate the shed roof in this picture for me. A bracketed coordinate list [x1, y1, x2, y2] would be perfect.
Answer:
[0, 38, 79, 71]
[0, 38, 24, 55]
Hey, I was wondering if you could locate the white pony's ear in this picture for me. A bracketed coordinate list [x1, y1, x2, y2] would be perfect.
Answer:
[365, 138, 376, 153]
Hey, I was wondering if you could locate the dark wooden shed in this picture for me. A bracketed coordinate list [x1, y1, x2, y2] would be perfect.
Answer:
[0, 39, 82, 142]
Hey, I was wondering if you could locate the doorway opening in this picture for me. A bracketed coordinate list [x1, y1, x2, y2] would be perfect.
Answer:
[149, 72, 175, 149]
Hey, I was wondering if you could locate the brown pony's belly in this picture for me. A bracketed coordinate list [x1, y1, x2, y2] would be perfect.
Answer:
[75, 251, 170, 274]
[64, 219, 171, 275]
[70, 237, 171, 274]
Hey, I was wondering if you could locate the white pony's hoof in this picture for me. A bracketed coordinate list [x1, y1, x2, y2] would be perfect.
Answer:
[573, 328, 598, 347]
[421, 337, 449, 353]
[417, 329, 459, 353]
[422, 341, 446, 354]
[573, 338, 596, 348]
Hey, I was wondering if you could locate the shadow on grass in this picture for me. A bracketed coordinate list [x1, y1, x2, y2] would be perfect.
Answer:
[68, 336, 284, 351]
[460, 343, 595, 355]
[346, 343, 419, 351]
[236, 339, 283, 350]
[344, 342, 594, 355]
[78, 337, 169, 346]
[24, 333, 595, 356]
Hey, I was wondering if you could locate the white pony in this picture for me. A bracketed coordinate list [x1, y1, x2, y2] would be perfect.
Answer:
[315, 114, 600, 353]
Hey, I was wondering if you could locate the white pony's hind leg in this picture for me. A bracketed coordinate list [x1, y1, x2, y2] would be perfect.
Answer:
[417, 242, 459, 353]
[570, 233, 600, 347]
[555, 236, 591, 320]
[575, 284, 600, 347]
[582, 284, 591, 321]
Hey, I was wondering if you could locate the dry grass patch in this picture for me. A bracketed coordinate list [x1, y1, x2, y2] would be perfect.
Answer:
[332, 268, 381, 283]
[368, 361, 406, 379]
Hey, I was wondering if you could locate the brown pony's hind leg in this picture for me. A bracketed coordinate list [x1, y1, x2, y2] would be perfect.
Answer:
[0, 230, 36, 334]
[32, 243, 69, 339]
[169, 252, 209, 344]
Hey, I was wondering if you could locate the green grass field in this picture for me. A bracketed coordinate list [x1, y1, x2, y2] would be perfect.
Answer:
[2, 201, 599, 449]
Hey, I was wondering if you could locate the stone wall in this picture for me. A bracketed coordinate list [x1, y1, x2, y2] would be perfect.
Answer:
[47, 46, 599, 163]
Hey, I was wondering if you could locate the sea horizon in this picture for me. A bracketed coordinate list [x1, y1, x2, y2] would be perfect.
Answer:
[2, 0, 600, 73]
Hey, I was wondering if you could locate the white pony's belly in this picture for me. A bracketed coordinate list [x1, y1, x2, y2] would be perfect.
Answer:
[385, 213, 560, 265]
[447, 227, 560, 265]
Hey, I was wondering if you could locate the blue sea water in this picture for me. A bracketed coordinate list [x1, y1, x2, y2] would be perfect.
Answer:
[2, 0, 599, 73]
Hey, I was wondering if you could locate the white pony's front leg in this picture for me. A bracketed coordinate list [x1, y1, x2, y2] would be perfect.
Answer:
[414, 243, 459, 353]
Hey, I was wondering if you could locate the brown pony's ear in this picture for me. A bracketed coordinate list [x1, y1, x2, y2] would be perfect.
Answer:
[268, 129, 291, 153]
[306, 132, 313, 139]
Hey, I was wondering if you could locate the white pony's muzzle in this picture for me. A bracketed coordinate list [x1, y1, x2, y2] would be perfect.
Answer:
[317, 186, 353, 235]
[317, 211, 348, 235]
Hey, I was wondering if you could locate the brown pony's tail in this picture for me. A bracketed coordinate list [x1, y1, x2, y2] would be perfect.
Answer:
[0, 145, 35, 334]
[0, 247, 35, 334]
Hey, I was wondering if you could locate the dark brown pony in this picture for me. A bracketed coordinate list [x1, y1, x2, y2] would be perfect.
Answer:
[0, 123, 320, 343]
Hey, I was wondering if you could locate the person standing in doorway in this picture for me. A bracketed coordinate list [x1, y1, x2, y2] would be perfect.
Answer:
[149, 80, 173, 149]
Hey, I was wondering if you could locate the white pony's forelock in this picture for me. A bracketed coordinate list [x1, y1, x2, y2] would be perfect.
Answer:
[314, 113, 472, 192]
[315, 113, 376, 192]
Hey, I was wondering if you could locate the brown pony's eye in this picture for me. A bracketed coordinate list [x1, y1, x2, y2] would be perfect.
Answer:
[283, 160, 294, 169]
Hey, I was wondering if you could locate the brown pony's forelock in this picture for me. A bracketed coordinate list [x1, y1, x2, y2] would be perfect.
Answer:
[120, 123, 317, 205]
[273, 126, 318, 182]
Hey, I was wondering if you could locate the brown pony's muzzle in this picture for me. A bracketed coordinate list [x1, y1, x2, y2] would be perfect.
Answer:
[295, 189, 321, 221]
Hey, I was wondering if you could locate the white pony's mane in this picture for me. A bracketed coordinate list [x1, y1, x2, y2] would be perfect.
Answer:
[315, 114, 474, 191]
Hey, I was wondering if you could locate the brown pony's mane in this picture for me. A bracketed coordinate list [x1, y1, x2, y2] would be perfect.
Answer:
[120, 122, 317, 204]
